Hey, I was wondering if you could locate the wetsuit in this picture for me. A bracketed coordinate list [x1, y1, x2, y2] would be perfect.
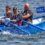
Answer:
[11, 13, 22, 26]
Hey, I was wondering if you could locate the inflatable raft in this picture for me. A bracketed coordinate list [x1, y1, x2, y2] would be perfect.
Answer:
[0, 20, 45, 35]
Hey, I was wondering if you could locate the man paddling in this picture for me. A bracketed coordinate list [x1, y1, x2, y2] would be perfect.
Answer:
[11, 7, 22, 26]
[0, 5, 12, 25]
[22, 3, 33, 23]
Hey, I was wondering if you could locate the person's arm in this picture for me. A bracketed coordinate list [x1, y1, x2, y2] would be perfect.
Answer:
[22, 13, 31, 19]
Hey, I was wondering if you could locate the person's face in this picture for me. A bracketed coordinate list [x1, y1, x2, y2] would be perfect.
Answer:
[6, 7, 11, 18]
[13, 9, 18, 15]
[24, 3, 29, 10]
[6, 8, 11, 14]
[24, 7, 29, 11]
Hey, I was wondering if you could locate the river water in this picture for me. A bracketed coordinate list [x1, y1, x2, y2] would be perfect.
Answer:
[0, 0, 45, 45]
[0, 31, 45, 45]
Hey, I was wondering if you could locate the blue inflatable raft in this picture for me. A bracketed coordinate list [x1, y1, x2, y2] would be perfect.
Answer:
[0, 21, 45, 35]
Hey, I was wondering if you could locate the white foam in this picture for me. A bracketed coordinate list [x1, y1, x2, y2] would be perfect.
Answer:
[33, 18, 42, 25]
[2, 31, 11, 35]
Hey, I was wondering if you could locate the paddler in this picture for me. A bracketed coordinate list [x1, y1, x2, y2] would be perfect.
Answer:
[22, 3, 33, 23]
[11, 7, 22, 26]
[0, 5, 12, 25]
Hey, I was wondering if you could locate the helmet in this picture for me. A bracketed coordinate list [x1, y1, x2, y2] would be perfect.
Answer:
[24, 3, 29, 9]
